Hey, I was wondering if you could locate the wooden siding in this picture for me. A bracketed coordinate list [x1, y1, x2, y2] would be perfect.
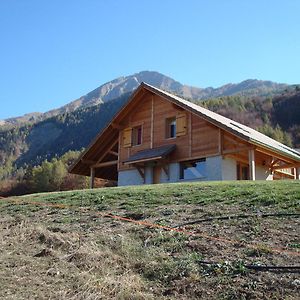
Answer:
[119, 94, 152, 170]
[152, 95, 189, 160]
[118, 92, 224, 170]
[191, 114, 219, 158]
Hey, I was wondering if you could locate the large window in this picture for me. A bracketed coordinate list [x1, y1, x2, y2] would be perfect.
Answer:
[166, 117, 176, 139]
[180, 158, 206, 180]
[132, 125, 142, 146]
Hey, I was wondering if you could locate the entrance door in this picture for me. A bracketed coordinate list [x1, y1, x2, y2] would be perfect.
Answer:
[237, 163, 249, 180]
[153, 166, 161, 184]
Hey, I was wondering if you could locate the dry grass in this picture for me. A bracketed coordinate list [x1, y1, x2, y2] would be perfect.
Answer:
[0, 215, 153, 300]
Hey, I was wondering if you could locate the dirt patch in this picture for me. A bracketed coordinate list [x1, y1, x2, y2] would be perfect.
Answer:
[33, 248, 54, 257]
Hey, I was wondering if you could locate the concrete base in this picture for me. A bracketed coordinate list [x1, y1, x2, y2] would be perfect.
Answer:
[117, 155, 274, 186]
[221, 157, 237, 180]
[206, 156, 222, 180]
[160, 163, 180, 183]
[118, 168, 145, 186]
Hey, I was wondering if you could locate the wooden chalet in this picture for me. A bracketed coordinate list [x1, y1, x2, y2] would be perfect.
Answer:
[69, 82, 300, 187]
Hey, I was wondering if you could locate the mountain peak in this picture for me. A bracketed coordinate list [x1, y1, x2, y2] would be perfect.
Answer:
[2, 71, 288, 126]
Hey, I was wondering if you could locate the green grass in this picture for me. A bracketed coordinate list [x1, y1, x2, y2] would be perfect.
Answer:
[8, 180, 300, 212]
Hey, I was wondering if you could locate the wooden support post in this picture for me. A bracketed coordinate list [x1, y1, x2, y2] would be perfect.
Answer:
[189, 112, 192, 157]
[296, 167, 300, 180]
[270, 158, 280, 167]
[150, 95, 154, 149]
[272, 162, 300, 170]
[109, 150, 119, 157]
[218, 129, 223, 155]
[248, 149, 255, 181]
[118, 132, 121, 171]
[90, 167, 95, 189]
[92, 160, 118, 168]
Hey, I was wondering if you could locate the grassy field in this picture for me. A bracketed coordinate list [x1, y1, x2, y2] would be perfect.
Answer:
[0, 180, 299, 299]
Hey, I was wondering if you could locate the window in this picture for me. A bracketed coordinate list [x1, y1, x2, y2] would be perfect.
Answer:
[180, 158, 206, 180]
[166, 117, 176, 138]
[165, 114, 187, 139]
[132, 125, 142, 146]
[123, 125, 142, 148]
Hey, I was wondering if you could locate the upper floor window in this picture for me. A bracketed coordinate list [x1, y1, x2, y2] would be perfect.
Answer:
[123, 125, 142, 148]
[132, 125, 142, 146]
[166, 117, 176, 139]
[165, 113, 187, 139]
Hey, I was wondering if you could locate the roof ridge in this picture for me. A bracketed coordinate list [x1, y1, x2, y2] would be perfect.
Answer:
[142, 83, 300, 161]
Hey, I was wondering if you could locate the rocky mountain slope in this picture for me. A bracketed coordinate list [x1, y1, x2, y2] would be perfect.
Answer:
[68, 71, 288, 105]
[1, 71, 288, 126]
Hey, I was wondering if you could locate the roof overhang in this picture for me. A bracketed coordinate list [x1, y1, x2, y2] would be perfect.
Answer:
[124, 144, 176, 165]
[68, 84, 151, 177]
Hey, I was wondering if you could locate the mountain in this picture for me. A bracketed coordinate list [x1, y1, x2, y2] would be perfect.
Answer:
[68, 71, 288, 103]
[1, 71, 288, 126]
[0, 71, 299, 191]
[3, 112, 43, 126]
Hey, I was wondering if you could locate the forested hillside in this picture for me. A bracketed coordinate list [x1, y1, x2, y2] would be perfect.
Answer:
[198, 88, 300, 148]
[0, 93, 129, 174]
[0, 93, 130, 195]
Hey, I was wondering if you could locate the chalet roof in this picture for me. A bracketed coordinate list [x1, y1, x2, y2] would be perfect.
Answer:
[142, 83, 300, 162]
[124, 144, 176, 165]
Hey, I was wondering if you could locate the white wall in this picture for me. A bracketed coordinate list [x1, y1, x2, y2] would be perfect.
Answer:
[222, 157, 237, 180]
[154, 158, 224, 183]
[118, 155, 274, 186]
[160, 163, 180, 183]
[221, 157, 273, 181]
[145, 166, 153, 184]
[206, 156, 222, 180]
[118, 166, 153, 186]
[118, 169, 144, 186]
[256, 165, 273, 180]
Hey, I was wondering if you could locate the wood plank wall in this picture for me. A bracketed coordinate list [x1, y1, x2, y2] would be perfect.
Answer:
[118, 93, 223, 171]
[191, 114, 219, 158]
[115, 91, 294, 174]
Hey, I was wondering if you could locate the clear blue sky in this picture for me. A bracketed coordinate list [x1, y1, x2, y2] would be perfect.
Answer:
[1, 0, 300, 119]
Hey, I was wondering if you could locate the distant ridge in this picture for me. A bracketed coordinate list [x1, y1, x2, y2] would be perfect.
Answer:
[1, 71, 288, 126]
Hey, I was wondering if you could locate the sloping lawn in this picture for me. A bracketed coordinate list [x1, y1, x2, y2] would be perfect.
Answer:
[0, 181, 299, 299]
